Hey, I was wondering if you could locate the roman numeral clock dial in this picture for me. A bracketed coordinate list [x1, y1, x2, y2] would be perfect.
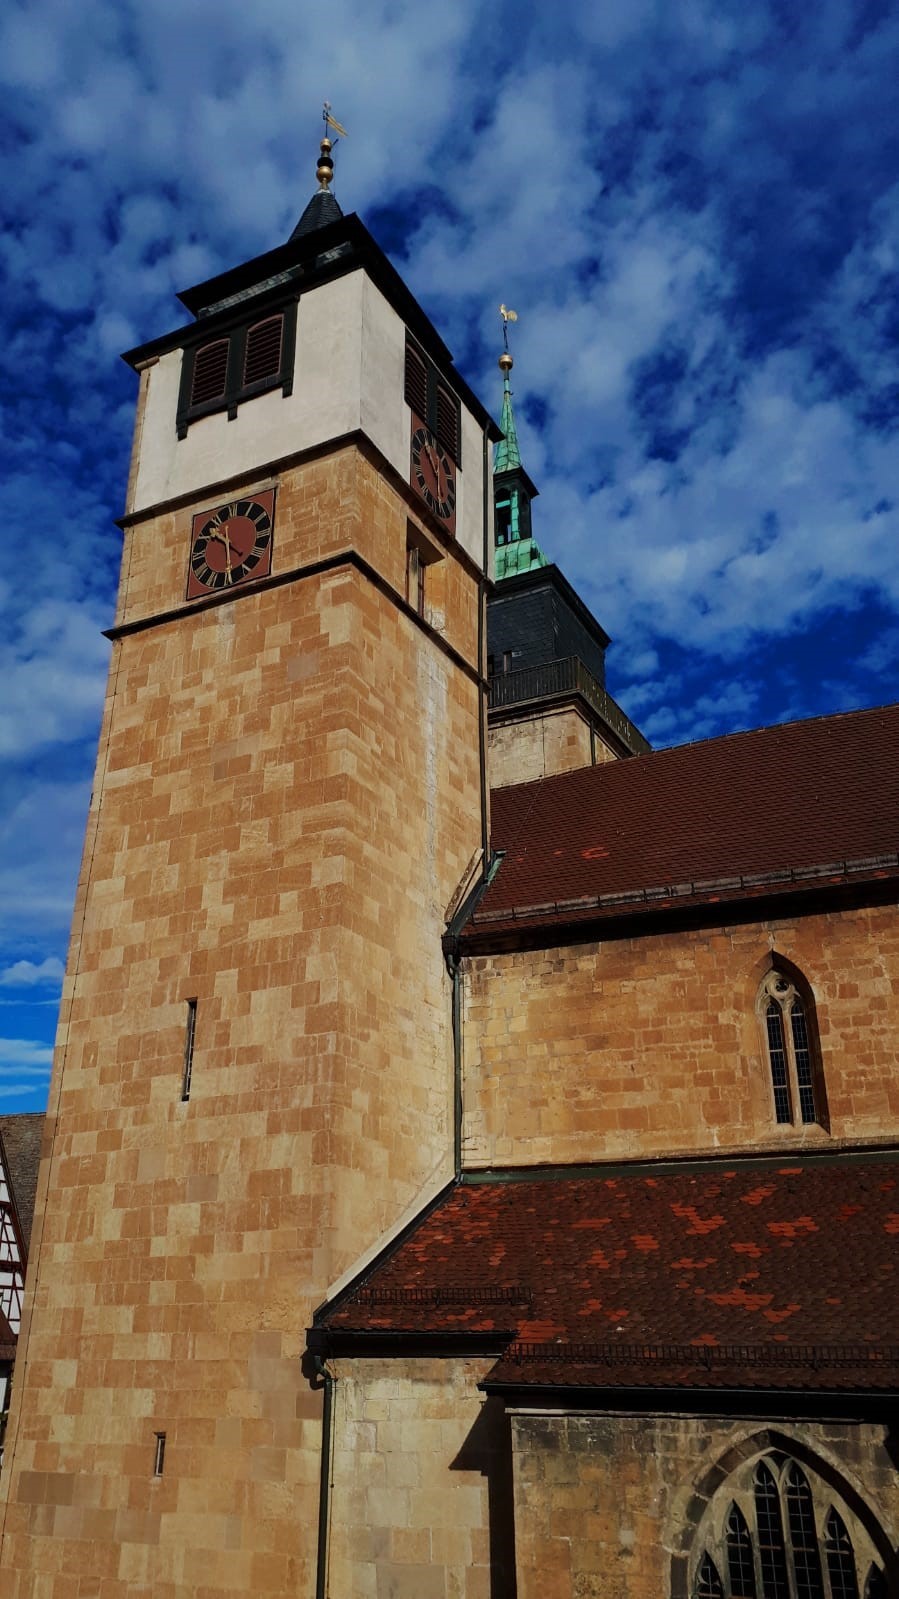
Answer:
[186, 489, 275, 600]
[410, 422, 456, 532]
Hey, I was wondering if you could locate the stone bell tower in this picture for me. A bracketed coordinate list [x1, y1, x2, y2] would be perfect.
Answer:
[0, 129, 498, 1598]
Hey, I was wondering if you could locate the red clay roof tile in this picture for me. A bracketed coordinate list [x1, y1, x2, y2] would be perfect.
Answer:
[472, 704, 899, 938]
[320, 1155, 899, 1390]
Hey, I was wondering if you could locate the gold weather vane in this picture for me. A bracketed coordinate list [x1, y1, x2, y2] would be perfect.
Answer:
[323, 101, 348, 140]
[499, 304, 518, 370]
[316, 101, 348, 191]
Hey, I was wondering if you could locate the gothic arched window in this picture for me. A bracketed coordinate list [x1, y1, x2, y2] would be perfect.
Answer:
[692, 1453, 885, 1599]
[759, 969, 826, 1128]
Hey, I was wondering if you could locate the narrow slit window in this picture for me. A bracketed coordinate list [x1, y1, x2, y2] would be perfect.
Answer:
[182, 999, 197, 1102]
[406, 543, 425, 617]
[153, 1432, 166, 1477]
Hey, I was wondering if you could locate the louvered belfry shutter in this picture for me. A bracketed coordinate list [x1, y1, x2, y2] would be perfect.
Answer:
[190, 339, 229, 407]
[435, 382, 459, 461]
[243, 315, 284, 387]
[404, 340, 428, 420]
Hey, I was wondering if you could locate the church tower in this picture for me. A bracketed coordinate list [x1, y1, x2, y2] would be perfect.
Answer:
[486, 325, 648, 784]
[0, 132, 498, 1598]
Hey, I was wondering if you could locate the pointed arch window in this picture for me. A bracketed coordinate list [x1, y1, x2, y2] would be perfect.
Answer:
[759, 969, 826, 1129]
[692, 1453, 885, 1599]
[696, 1553, 725, 1598]
[825, 1512, 859, 1599]
[727, 1504, 757, 1597]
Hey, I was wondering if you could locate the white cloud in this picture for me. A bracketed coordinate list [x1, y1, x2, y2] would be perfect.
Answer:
[0, 1039, 53, 1070]
[0, 958, 65, 988]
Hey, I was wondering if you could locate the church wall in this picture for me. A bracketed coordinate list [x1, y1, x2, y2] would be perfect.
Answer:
[0, 445, 483, 1597]
[488, 707, 617, 788]
[461, 903, 899, 1167]
[116, 444, 479, 646]
[509, 1411, 898, 1599]
[328, 1357, 515, 1599]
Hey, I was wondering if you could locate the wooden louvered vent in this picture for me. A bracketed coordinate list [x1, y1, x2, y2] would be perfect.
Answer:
[190, 339, 229, 407]
[435, 383, 459, 461]
[243, 315, 284, 387]
[404, 341, 428, 420]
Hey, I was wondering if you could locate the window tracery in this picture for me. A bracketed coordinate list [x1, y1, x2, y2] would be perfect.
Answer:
[759, 970, 826, 1129]
[692, 1453, 885, 1599]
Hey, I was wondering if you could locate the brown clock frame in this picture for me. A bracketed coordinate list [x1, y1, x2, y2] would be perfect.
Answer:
[409, 414, 457, 535]
[186, 488, 276, 600]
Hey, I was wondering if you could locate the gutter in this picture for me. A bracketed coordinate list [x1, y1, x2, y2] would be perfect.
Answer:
[443, 852, 505, 1178]
[312, 1355, 335, 1599]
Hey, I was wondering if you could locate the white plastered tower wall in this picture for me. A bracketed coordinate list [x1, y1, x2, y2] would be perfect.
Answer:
[129, 268, 487, 568]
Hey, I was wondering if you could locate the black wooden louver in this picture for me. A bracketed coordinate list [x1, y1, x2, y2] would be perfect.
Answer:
[244, 316, 284, 387]
[190, 340, 229, 407]
[436, 383, 459, 459]
[404, 342, 428, 420]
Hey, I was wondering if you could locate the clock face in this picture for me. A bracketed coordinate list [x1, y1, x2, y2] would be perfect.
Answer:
[186, 490, 275, 599]
[410, 422, 456, 530]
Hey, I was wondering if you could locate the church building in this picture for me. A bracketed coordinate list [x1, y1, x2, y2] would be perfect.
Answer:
[0, 132, 897, 1599]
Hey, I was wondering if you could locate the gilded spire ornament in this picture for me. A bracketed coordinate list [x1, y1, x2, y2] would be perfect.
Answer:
[493, 304, 548, 579]
[316, 101, 348, 191]
[495, 305, 522, 475]
[289, 102, 347, 241]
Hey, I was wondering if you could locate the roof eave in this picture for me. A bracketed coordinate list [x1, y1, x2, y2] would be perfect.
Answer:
[120, 215, 502, 438]
[462, 870, 899, 955]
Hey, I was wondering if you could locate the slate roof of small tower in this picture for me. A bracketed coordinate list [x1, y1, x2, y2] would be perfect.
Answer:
[290, 187, 343, 239]
[290, 111, 345, 238]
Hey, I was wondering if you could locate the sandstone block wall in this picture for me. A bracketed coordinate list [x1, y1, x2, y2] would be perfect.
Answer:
[462, 904, 899, 1167]
[328, 1358, 514, 1599]
[488, 706, 617, 789]
[510, 1412, 899, 1599]
[0, 444, 484, 1597]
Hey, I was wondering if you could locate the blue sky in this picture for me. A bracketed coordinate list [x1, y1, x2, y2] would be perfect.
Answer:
[2, 0, 898, 1111]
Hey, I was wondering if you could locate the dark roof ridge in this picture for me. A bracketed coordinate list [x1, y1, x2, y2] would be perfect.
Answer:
[461, 1142, 899, 1187]
[491, 698, 899, 805]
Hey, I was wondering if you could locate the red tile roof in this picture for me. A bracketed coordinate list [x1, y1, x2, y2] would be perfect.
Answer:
[0, 1308, 15, 1362]
[471, 704, 899, 939]
[318, 1155, 899, 1390]
[0, 1113, 44, 1252]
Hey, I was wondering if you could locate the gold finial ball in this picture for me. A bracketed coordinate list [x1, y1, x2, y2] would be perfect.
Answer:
[317, 138, 334, 188]
[498, 351, 514, 373]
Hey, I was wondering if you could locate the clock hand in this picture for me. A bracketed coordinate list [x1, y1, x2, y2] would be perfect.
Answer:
[424, 440, 445, 498]
[206, 523, 234, 582]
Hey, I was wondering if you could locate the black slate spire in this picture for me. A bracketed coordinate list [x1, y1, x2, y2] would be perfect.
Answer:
[290, 188, 343, 240]
[290, 110, 345, 240]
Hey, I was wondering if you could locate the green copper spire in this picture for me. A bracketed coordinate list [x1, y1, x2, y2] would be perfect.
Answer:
[493, 306, 547, 580]
[494, 369, 522, 474]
